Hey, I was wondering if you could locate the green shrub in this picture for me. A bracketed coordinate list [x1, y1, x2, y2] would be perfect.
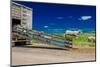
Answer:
[65, 34, 75, 41]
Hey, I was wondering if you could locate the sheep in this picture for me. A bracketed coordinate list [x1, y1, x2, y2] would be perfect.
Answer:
[65, 30, 81, 36]
[88, 36, 96, 42]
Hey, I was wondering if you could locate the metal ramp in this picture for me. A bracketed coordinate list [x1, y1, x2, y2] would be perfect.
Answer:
[12, 25, 72, 48]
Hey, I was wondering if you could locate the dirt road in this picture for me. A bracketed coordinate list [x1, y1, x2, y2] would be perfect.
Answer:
[12, 46, 95, 66]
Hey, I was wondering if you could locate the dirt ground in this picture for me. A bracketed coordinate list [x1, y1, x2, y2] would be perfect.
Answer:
[12, 46, 96, 66]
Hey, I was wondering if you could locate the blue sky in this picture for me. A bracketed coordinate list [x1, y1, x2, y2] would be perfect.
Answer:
[13, 1, 96, 33]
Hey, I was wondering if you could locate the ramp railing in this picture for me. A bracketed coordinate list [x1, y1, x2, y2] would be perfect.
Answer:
[12, 25, 72, 48]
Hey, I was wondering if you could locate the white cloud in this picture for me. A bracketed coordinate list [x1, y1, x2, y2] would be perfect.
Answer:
[79, 16, 92, 20]
[44, 26, 48, 28]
